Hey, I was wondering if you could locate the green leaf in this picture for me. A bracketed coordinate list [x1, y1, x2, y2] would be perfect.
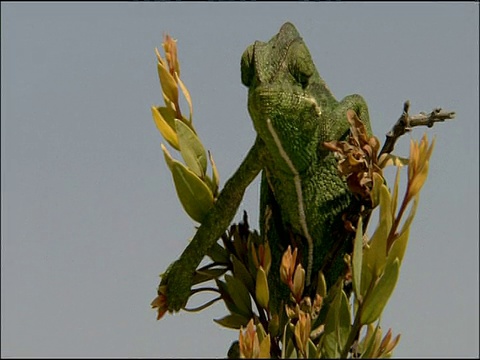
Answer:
[388, 192, 419, 266]
[157, 62, 178, 105]
[352, 217, 363, 300]
[206, 241, 230, 264]
[338, 290, 352, 349]
[388, 227, 410, 267]
[216, 279, 243, 316]
[307, 338, 318, 359]
[361, 181, 392, 297]
[209, 151, 220, 197]
[152, 106, 179, 149]
[162, 147, 214, 223]
[281, 321, 295, 359]
[391, 166, 401, 219]
[231, 255, 255, 293]
[225, 274, 252, 318]
[214, 313, 251, 329]
[285, 339, 297, 359]
[175, 72, 193, 123]
[259, 335, 271, 358]
[361, 322, 381, 358]
[322, 329, 339, 358]
[322, 281, 351, 357]
[192, 267, 227, 286]
[161, 144, 174, 170]
[361, 258, 400, 324]
[255, 266, 269, 309]
[378, 153, 409, 169]
[316, 271, 327, 298]
[175, 119, 207, 178]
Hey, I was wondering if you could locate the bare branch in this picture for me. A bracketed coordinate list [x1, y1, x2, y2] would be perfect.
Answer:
[380, 100, 456, 155]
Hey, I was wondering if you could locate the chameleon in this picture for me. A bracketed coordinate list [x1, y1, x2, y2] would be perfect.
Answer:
[159, 22, 372, 313]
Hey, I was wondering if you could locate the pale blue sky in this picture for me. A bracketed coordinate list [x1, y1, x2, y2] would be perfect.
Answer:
[1, 2, 478, 358]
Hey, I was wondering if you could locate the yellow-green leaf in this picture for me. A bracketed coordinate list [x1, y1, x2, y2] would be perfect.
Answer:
[391, 166, 401, 219]
[161, 144, 174, 170]
[322, 281, 350, 357]
[175, 72, 193, 123]
[225, 274, 252, 318]
[352, 217, 363, 300]
[214, 313, 251, 329]
[259, 335, 271, 358]
[387, 194, 418, 265]
[157, 62, 178, 105]
[307, 339, 318, 359]
[206, 241, 230, 264]
[361, 322, 381, 358]
[255, 266, 269, 309]
[232, 255, 255, 293]
[216, 279, 243, 316]
[362, 180, 392, 290]
[256, 322, 268, 341]
[162, 148, 214, 223]
[192, 267, 227, 286]
[361, 258, 400, 324]
[152, 106, 179, 149]
[209, 151, 220, 197]
[378, 153, 409, 169]
[316, 271, 327, 298]
[175, 119, 207, 178]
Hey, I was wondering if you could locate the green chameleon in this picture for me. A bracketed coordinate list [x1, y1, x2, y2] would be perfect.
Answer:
[160, 22, 372, 313]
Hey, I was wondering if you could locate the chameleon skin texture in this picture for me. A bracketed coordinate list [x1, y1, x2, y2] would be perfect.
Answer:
[241, 22, 372, 310]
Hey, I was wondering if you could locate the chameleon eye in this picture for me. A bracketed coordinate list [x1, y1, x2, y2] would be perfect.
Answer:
[288, 42, 315, 88]
[241, 44, 255, 87]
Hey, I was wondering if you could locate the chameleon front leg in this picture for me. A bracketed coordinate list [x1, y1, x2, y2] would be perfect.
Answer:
[333, 94, 372, 139]
[161, 137, 267, 312]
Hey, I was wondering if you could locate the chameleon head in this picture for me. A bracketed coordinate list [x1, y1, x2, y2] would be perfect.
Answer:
[241, 22, 334, 173]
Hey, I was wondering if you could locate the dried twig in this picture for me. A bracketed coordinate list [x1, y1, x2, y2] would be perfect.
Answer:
[380, 101, 456, 155]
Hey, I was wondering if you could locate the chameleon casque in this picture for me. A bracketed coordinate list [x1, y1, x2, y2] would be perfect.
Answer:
[159, 22, 372, 313]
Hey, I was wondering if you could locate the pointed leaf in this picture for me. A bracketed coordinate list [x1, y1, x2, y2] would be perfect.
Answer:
[322, 282, 349, 358]
[206, 241, 230, 264]
[307, 339, 318, 359]
[361, 322, 381, 358]
[316, 271, 327, 298]
[258, 335, 271, 358]
[338, 290, 352, 351]
[216, 279, 243, 316]
[152, 106, 179, 149]
[361, 258, 400, 324]
[161, 144, 174, 171]
[214, 313, 250, 329]
[352, 217, 363, 300]
[165, 155, 214, 223]
[175, 72, 193, 123]
[391, 166, 401, 219]
[255, 266, 269, 309]
[232, 255, 255, 293]
[192, 267, 227, 285]
[225, 274, 252, 318]
[157, 61, 178, 105]
[361, 180, 392, 296]
[378, 153, 409, 168]
[209, 151, 220, 197]
[387, 194, 418, 265]
[175, 119, 207, 178]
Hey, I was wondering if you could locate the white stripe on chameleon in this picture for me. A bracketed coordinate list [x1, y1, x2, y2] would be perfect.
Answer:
[266, 118, 314, 286]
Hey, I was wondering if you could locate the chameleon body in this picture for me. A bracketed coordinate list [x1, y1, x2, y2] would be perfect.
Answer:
[160, 22, 372, 312]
